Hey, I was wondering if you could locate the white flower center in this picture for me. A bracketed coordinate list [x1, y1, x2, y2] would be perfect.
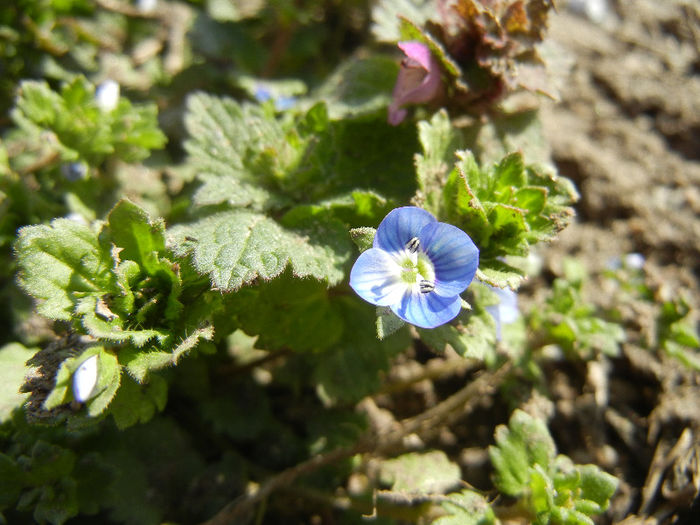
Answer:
[396, 238, 435, 292]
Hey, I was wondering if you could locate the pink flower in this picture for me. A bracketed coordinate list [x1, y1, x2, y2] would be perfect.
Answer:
[388, 41, 442, 126]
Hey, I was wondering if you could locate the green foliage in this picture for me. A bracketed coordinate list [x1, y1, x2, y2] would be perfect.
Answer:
[414, 110, 577, 290]
[0, 412, 204, 525]
[490, 410, 619, 524]
[0, 343, 35, 422]
[434, 489, 496, 525]
[376, 306, 407, 340]
[314, 55, 399, 119]
[418, 283, 498, 362]
[182, 91, 417, 207]
[657, 295, 700, 370]
[227, 273, 344, 352]
[443, 150, 574, 266]
[531, 259, 625, 358]
[379, 450, 461, 495]
[0, 2, 643, 524]
[349, 226, 377, 253]
[11, 77, 166, 166]
[315, 298, 411, 403]
[43, 346, 121, 418]
[170, 208, 350, 290]
[490, 409, 556, 496]
[14, 200, 214, 425]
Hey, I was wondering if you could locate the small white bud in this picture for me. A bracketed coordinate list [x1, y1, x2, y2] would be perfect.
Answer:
[136, 0, 158, 13]
[95, 80, 120, 112]
[73, 354, 99, 403]
[624, 253, 645, 270]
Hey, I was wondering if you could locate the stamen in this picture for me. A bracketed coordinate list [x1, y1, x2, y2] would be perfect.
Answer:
[406, 237, 420, 253]
[419, 280, 435, 293]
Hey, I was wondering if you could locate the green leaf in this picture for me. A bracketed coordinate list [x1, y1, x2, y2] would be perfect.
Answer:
[12, 77, 165, 165]
[476, 261, 525, 290]
[442, 150, 577, 260]
[534, 270, 626, 359]
[376, 307, 406, 340]
[169, 209, 350, 291]
[75, 295, 170, 348]
[371, 0, 433, 42]
[529, 464, 555, 515]
[43, 346, 120, 418]
[313, 55, 399, 119]
[494, 152, 527, 193]
[24, 477, 79, 525]
[182, 93, 293, 210]
[282, 190, 393, 229]
[379, 450, 461, 494]
[415, 110, 461, 214]
[15, 218, 114, 321]
[306, 410, 367, 455]
[489, 409, 556, 497]
[229, 274, 343, 353]
[658, 296, 700, 370]
[0, 343, 36, 422]
[119, 325, 214, 382]
[109, 374, 168, 429]
[576, 464, 619, 511]
[434, 489, 496, 525]
[103, 199, 183, 321]
[418, 296, 498, 362]
[350, 227, 376, 253]
[104, 200, 165, 274]
[315, 298, 410, 403]
[0, 453, 24, 507]
[84, 350, 120, 418]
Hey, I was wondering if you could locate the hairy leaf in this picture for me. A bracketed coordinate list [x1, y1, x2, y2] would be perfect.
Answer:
[12, 77, 165, 165]
[434, 489, 496, 525]
[489, 409, 556, 497]
[109, 374, 168, 429]
[15, 218, 114, 321]
[0, 343, 36, 422]
[169, 209, 350, 291]
[379, 450, 461, 495]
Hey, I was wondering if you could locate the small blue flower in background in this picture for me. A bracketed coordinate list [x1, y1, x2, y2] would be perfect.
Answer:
[486, 286, 519, 341]
[607, 252, 645, 271]
[95, 79, 120, 112]
[60, 162, 88, 181]
[350, 206, 479, 329]
[254, 85, 296, 111]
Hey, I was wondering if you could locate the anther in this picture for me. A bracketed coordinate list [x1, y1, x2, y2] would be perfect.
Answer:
[419, 280, 435, 293]
[406, 237, 420, 253]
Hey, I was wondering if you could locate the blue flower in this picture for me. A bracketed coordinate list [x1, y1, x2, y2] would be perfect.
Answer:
[254, 85, 296, 111]
[485, 286, 519, 341]
[350, 207, 479, 329]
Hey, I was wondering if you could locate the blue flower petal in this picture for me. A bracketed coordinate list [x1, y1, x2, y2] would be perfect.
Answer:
[392, 289, 461, 329]
[486, 286, 519, 341]
[374, 206, 436, 253]
[350, 248, 407, 306]
[493, 287, 519, 324]
[418, 222, 479, 297]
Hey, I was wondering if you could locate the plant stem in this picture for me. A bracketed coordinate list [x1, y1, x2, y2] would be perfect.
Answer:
[200, 361, 512, 525]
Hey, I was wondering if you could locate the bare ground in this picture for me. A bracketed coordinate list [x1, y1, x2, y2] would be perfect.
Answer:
[537, 1, 700, 522]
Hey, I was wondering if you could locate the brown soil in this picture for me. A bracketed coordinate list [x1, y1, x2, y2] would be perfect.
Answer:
[536, 1, 700, 522]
